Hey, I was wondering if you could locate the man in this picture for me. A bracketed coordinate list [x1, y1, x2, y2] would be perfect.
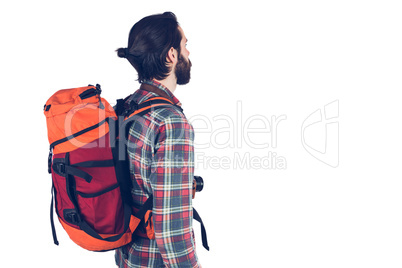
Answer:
[114, 12, 201, 268]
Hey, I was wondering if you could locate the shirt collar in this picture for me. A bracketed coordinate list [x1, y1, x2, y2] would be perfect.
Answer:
[141, 79, 182, 107]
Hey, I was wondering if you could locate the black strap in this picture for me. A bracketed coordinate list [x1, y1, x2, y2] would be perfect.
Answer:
[112, 138, 134, 206]
[52, 159, 114, 180]
[48, 149, 53, 174]
[132, 198, 210, 251]
[52, 158, 93, 183]
[124, 98, 183, 118]
[134, 195, 154, 219]
[71, 160, 114, 168]
[193, 208, 210, 251]
[79, 85, 101, 100]
[50, 184, 59, 245]
[66, 165, 92, 183]
[114, 98, 126, 117]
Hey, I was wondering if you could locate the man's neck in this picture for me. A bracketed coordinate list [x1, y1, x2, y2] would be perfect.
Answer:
[154, 75, 177, 93]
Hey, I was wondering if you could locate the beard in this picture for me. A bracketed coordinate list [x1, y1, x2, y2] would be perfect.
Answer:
[175, 54, 192, 85]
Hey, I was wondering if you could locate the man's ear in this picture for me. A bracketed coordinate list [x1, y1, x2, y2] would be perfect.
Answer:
[166, 47, 178, 64]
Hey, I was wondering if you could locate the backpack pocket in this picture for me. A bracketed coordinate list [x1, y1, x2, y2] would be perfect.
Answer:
[76, 183, 125, 234]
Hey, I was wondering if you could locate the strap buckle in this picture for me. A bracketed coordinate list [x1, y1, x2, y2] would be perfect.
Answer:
[52, 161, 66, 177]
[63, 209, 81, 225]
[124, 100, 139, 117]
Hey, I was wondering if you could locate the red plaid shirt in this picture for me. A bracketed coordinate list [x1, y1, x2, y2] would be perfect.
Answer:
[115, 80, 201, 268]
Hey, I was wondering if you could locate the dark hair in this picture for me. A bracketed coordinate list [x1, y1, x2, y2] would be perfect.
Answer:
[116, 12, 182, 83]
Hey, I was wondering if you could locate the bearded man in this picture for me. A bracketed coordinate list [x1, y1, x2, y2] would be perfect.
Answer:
[115, 12, 201, 268]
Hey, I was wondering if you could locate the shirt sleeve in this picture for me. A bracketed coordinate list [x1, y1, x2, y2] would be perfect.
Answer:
[149, 113, 201, 268]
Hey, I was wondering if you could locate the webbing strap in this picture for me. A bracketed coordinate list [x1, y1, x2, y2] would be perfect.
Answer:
[50, 184, 59, 245]
[133, 205, 210, 251]
[71, 159, 114, 168]
[193, 208, 210, 251]
[125, 98, 183, 119]
[52, 158, 93, 183]
[140, 83, 175, 103]
[134, 195, 154, 220]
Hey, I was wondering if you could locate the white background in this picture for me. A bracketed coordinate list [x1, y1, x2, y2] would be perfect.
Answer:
[1, 0, 402, 267]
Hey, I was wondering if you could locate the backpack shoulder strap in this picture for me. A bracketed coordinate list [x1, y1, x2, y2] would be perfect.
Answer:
[140, 83, 174, 103]
[117, 96, 182, 119]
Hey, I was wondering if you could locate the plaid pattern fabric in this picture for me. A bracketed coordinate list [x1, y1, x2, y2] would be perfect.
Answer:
[115, 80, 200, 268]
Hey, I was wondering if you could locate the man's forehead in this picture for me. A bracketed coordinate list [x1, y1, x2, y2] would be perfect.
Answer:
[178, 26, 187, 41]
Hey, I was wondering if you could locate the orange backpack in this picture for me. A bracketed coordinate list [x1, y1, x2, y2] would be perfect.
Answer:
[44, 84, 209, 252]
[44, 84, 175, 251]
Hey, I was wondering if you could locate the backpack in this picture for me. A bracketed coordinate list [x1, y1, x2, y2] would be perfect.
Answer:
[44, 84, 209, 252]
